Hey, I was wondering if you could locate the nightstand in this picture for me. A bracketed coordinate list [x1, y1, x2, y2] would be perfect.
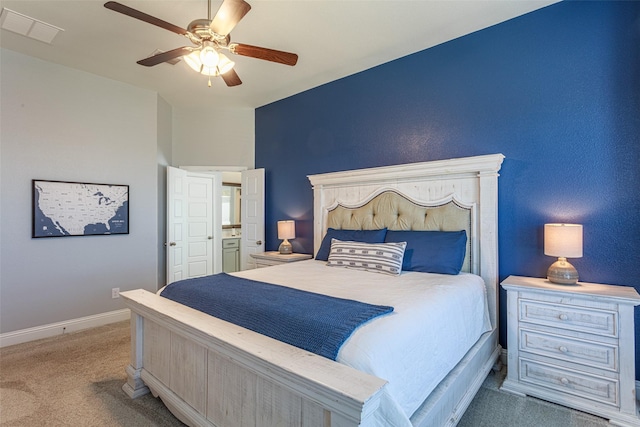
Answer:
[250, 251, 313, 268]
[500, 275, 640, 427]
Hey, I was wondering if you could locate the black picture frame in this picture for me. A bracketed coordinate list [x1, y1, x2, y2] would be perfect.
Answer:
[32, 179, 129, 238]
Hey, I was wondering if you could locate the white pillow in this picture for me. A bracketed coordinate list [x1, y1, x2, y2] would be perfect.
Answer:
[327, 239, 406, 276]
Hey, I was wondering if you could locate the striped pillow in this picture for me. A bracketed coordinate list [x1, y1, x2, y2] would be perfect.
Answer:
[327, 239, 407, 276]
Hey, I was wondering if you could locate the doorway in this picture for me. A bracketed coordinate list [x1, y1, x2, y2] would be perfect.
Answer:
[165, 166, 264, 285]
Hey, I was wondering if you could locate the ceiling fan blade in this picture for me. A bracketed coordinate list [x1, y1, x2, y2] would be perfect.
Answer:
[221, 69, 243, 87]
[104, 1, 189, 36]
[137, 47, 193, 67]
[229, 43, 298, 66]
[209, 0, 251, 36]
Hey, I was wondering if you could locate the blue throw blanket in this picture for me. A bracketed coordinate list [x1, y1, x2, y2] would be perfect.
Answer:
[160, 273, 394, 360]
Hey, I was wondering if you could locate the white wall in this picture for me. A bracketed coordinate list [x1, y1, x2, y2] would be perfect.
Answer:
[0, 49, 160, 333]
[172, 107, 255, 168]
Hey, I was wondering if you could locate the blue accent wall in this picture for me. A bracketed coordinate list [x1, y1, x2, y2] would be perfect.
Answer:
[256, 1, 640, 377]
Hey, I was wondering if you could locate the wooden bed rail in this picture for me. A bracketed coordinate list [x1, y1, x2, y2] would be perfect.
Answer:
[120, 289, 388, 426]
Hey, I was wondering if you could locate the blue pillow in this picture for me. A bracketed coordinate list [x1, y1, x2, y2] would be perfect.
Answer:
[315, 228, 388, 261]
[384, 230, 467, 275]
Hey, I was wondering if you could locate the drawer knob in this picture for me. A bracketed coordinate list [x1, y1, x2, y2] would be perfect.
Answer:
[559, 346, 568, 353]
[559, 314, 569, 321]
[560, 377, 569, 385]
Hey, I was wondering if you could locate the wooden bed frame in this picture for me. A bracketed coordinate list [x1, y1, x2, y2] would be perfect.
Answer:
[120, 153, 505, 426]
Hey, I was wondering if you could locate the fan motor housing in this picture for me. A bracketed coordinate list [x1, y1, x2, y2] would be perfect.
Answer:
[187, 19, 229, 45]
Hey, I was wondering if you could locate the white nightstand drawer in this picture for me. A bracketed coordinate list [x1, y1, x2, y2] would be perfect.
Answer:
[519, 358, 618, 406]
[520, 329, 618, 371]
[519, 299, 617, 338]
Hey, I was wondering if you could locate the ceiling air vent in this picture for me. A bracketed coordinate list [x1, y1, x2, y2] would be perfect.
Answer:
[0, 8, 64, 44]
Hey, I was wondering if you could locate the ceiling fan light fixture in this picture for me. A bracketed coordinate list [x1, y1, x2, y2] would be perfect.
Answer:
[183, 50, 201, 71]
[199, 41, 219, 68]
[184, 49, 215, 75]
[217, 53, 235, 75]
[184, 48, 234, 78]
[104, 0, 297, 88]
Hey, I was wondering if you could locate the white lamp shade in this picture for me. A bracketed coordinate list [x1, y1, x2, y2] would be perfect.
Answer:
[277, 220, 295, 240]
[544, 223, 583, 258]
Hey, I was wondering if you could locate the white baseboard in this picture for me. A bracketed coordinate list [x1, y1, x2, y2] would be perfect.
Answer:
[501, 348, 640, 406]
[0, 309, 130, 348]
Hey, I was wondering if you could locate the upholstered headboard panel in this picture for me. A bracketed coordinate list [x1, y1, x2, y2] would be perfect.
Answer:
[326, 191, 473, 273]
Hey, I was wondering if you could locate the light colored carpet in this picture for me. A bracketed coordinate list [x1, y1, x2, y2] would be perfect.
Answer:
[458, 365, 609, 427]
[0, 321, 182, 426]
[0, 321, 612, 426]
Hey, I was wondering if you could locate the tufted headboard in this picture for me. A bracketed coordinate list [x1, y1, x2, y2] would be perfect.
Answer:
[326, 191, 473, 273]
[308, 154, 504, 328]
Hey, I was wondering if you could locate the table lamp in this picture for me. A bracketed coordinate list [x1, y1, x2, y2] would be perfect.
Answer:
[544, 223, 583, 285]
[277, 220, 295, 254]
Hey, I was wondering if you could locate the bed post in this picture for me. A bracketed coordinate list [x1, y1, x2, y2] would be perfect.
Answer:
[312, 184, 324, 257]
[477, 167, 501, 331]
[122, 312, 149, 398]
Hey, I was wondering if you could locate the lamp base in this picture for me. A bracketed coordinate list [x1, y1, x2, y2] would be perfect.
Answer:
[547, 257, 579, 285]
[279, 239, 292, 255]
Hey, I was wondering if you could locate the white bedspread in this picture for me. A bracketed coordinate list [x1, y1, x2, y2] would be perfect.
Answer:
[234, 260, 491, 426]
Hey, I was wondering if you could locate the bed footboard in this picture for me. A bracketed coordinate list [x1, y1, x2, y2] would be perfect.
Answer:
[120, 289, 388, 427]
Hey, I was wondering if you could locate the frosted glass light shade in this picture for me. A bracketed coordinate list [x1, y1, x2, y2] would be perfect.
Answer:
[199, 43, 219, 68]
[184, 50, 215, 75]
[184, 50, 235, 77]
[216, 53, 235, 75]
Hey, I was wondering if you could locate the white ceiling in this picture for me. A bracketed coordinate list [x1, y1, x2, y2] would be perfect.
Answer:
[0, 0, 557, 109]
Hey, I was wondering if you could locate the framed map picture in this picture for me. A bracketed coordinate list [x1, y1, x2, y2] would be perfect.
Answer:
[32, 180, 129, 238]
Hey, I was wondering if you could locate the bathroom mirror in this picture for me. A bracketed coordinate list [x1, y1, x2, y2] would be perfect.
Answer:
[222, 183, 241, 228]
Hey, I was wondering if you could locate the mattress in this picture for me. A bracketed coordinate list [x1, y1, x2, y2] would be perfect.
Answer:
[233, 260, 491, 426]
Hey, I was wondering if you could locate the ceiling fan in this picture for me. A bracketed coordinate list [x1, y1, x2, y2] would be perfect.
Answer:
[104, 0, 298, 87]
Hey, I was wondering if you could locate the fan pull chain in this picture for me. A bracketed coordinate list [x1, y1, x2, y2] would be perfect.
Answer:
[208, 75, 212, 87]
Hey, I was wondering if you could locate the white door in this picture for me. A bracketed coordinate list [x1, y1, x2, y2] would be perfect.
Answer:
[241, 168, 265, 270]
[167, 166, 187, 283]
[184, 174, 214, 279]
[167, 167, 215, 284]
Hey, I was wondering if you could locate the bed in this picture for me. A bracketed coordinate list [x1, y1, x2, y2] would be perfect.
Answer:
[120, 153, 505, 426]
